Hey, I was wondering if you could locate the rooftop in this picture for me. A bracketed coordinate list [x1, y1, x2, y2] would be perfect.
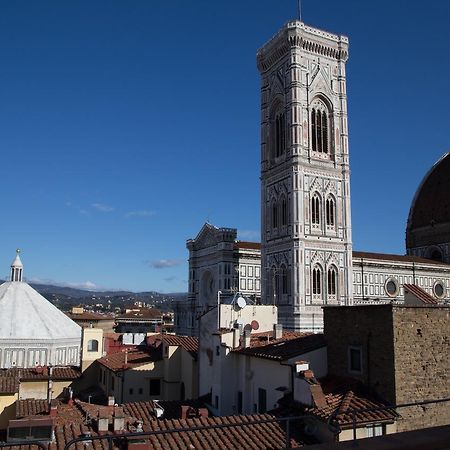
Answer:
[147, 333, 198, 358]
[96, 347, 162, 372]
[233, 331, 326, 361]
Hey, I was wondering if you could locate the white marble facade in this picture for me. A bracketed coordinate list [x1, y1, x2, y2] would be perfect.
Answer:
[174, 223, 261, 336]
[257, 21, 353, 331]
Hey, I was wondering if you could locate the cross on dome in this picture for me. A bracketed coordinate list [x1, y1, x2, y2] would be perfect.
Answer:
[11, 249, 23, 282]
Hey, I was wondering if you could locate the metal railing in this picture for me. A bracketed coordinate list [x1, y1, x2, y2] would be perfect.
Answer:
[0, 397, 449, 450]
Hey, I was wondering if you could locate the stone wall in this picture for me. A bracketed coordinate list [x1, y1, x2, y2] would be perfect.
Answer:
[392, 306, 450, 431]
[324, 305, 450, 433]
[324, 305, 396, 403]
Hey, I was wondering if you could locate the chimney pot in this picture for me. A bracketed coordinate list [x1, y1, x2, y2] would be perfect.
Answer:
[244, 329, 251, 348]
[108, 396, 115, 406]
[274, 323, 283, 340]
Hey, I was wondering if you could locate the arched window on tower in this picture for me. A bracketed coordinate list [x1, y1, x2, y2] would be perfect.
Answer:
[274, 111, 286, 158]
[281, 265, 289, 296]
[272, 200, 279, 229]
[312, 265, 322, 297]
[326, 196, 336, 229]
[311, 193, 321, 229]
[311, 100, 329, 154]
[281, 196, 288, 227]
[327, 266, 337, 298]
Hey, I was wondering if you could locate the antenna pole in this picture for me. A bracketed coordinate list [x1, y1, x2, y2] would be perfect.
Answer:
[298, 0, 302, 21]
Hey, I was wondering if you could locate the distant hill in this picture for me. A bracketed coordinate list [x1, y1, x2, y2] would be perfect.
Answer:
[0, 279, 187, 312]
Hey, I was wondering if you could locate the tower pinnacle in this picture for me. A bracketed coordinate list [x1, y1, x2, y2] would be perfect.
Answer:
[11, 249, 23, 282]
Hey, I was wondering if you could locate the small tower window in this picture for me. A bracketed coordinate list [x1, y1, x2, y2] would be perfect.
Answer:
[327, 267, 337, 296]
[274, 112, 286, 158]
[326, 196, 335, 228]
[272, 201, 279, 229]
[281, 196, 288, 227]
[312, 265, 322, 295]
[311, 193, 321, 228]
[87, 339, 99, 352]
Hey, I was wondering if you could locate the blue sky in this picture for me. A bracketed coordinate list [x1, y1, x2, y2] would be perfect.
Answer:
[0, 1, 449, 292]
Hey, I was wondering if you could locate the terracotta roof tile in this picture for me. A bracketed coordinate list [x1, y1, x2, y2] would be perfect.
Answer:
[16, 399, 49, 418]
[234, 241, 261, 250]
[116, 308, 162, 320]
[96, 347, 162, 372]
[353, 251, 450, 266]
[404, 284, 438, 304]
[273, 376, 397, 429]
[0, 376, 18, 394]
[233, 331, 326, 361]
[147, 334, 198, 358]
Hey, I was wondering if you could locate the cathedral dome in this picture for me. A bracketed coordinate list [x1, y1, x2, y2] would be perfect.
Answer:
[0, 252, 82, 368]
[406, 152, 450, 262]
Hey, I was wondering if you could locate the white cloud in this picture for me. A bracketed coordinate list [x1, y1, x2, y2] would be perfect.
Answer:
[125, 210, 156, 218]
[148, 259, 183, 269]
[28, 277, 100, 291]
[91, 203, 114, 212]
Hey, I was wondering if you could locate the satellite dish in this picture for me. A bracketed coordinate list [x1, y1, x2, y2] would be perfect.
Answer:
[251, 320, 260, 331]
[244, 323, 252, 332]
[236, 296, 246, 309]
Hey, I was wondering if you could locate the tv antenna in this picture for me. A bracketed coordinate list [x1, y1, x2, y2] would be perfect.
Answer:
[297, 0, 302, 21]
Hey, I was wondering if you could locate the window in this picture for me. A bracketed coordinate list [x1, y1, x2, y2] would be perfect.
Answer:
[326, 196, 335, 227]
[258, 388, 267, 413]
[215, 346, 220, 357]
[312, 265, 322, 295]
[281, 196, 288, 226]
[237, 391, 243, 414]
[348, 346, 362, 373]
[99, 369, 103, 383]
[327, 267, 337, 296]
[311, 193, 321, 227]
[149, 379, 161, 396]
[215, 395, 219, 410]
[385, 278, 399, 297]
[281, 265, 288, 295]
[311, 106, 329, 153]
[274, 111, 286, 158]
[138, 387, 143, 395]
[366, 424, 384, 437]
[129, 388, 134, 395]
[272, 201, 279, 229]
[434, 281, 445, 299]
[87, 339, 99, 352]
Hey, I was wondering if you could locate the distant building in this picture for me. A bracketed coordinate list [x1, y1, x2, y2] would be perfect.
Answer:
[96, 334, 198, 404]
[114, 307, 163, 334]
[175, 223, 261, 336]
[323, 303, 450, 432]
[0, 251, 81, 368]
[67, 307, 115, 333]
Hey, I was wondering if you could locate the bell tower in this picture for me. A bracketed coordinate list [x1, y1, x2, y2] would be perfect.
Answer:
[257, 21, 353, 331]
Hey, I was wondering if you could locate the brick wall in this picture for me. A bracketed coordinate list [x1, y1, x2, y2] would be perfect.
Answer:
[324, 305, 396, 403]
[324, 305, 450, 433]
[392, 306, 450, 431]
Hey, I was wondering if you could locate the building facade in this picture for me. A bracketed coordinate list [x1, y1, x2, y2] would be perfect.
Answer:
[257, 21, 354, 331]
[323, 304, 450, 432]
[175, 223, 261, 336]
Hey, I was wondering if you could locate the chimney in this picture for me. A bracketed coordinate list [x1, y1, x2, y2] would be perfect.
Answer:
[98, 415, 109, 434]
[108, 396, 115, 406]
[274, 323, 283, 340]
[113, 406, 125, 433]
[243, 329, 251, 348]
[233, 327, 240, 348]
[181, 405, 191, 419]
[49, 400, 58, 417]
[197, 408, 209, 418]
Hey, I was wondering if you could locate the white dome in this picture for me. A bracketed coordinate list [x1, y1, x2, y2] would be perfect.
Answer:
[0, 281, 82, 368]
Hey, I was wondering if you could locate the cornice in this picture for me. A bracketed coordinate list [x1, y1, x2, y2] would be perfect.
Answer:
[257, 20, 349, 73]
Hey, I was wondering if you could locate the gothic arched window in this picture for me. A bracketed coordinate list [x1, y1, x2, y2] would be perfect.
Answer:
[274, 111, 286, 158]
[281, 196, 288, 227]
[311, 100, 329, 154]
[326, 196, 335, 228]
[281, 265, 288, 295]
[311, 193, 321, 228]
[312, 265, 322, 295]
[272, 200, 279, 229]
[327, 266, 337, 296]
